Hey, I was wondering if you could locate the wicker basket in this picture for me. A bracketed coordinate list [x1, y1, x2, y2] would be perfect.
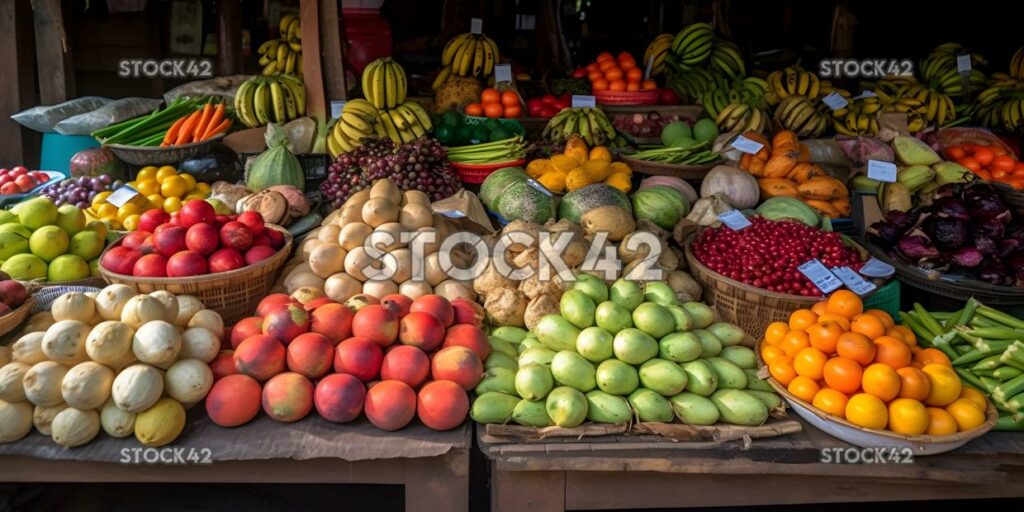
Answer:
[106, 135, 225, 166]
[0, 297, 35, 337]
[40, 276, 109, 289]
[98, 225, 292, 324]
[594, 90, 658, 106]
[618, 154, 720, 179]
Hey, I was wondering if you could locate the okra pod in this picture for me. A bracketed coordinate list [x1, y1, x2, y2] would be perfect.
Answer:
[1002, 342, 1024, 366]
[914, 303, 944, 339]
[931, 311, 957, 321]
[952, 348, 1005, 366]
[982, 376, 1003, 394]
[956, 368, 992, 392]
[974, 369, 997, 378]
[954, 344, 973, 355]
[977, 305, 1024, 330]
[1004, 392, 1024, 413]
[970, 316, 1002, 329]
[966, 326, 1024, 340]
[993, 366, 1023, 381]
[995, 414, 1024, 431]
[954, 298, 980, 328]
[992, 372, 1024, 402]
[899, 312, 933, 343]
[973, 354, 1004, 371]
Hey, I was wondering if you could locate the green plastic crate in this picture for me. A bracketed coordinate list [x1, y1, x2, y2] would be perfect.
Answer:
[864, 279, 900, 318]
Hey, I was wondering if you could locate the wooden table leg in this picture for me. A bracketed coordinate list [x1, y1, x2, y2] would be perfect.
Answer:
[403, 449, 469, 512]
[491, 466, 564, 512]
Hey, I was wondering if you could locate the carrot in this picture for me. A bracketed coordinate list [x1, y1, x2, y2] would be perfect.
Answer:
[202, 118, 232, 140]
[161, 115, 189, 146]
[175, 111, 202, 146]
[201, 104, 226, 140]
[192, 103, 213, 141]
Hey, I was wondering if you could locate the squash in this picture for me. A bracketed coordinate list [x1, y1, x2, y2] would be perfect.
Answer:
[741, 130, 769, 146]
[246, 127, 305, 192]
[550, 154, 579, 173]
[164, 359, 214, 405]
[86, 321, 135, 368]
[100, 399, 135, 438]
[581, 160, 613, 182]
[33, 404, 68, 436]
[565, 168, 590, 192]
[762, 152, 799, 178]
[180, 327, 221, 363]
[563, 135, 589, 164]
[757, 178, 801, 198]
[798, 177, 849, 200]
[589, 146, 612, 162]
[52, 292, 95, 323]
[112, 364, 164, 413]
[804, 199, 842, 219]
[604, 172, 632, 193]
[831, 197, 852, 216]
[526, 159, 553, 179]
[0, 400, 32, 443]
[699, 165, 760, 209]
[23, 361, 68, 407]
[786, 162, 825, 184]
[536, 171, 567, 194]
[134, 398, 186, 447]
[632, 186, 689, 230]
[50, 407, 100, 448]
[609, 162, 632, 176]
[62, 361, 115, 410]
[580, 206, 636, 242]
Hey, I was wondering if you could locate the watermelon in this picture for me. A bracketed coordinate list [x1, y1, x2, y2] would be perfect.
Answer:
[558, 184, 632, 223]
[631, 185, 689, 230]
[496, 180, 556, 224]
[480, 167, 528, 210]
[68, 147, 127, 180]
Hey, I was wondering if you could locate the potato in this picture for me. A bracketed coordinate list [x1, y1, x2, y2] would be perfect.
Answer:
[483, 287, 528, 328]
[524, 294, 560, 331]
[473, 261, 517, 297]
[668, 271, 702, 302]
[518, 272, 563, 300]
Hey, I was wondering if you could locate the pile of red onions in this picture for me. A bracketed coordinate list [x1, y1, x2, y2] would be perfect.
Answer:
[692, 217, 865, 296]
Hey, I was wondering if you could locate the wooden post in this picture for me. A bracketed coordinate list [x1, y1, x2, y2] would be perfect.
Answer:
[298, 0, 325, 121]
[0, 0, 38, 167]
[316, 0, 346, 105]
[32, 0, 73, 104]
[217, 0, 242, 75]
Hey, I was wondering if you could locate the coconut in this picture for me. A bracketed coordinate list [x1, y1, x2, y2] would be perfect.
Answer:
[0, 400, 33, 443]
[148, 291, 180, 324]
[187, 310, 224, 338]
[85, 321, 135, 368]
[164, 359, 214, 406]
[99, 399, 135, 438]
[121, 295, 167, 329]
[134, 398, 186, 447]
[11, 332, 46, 365]
[51, 292, 97, 323]
[111, 364, 164, 413]
[0, 362, 30, 402]
[132, 321, 182, 367]
[61, 361, 115, 410]
[95, 284, 137, 321]
[174, 295, 204, 327]
[51, 407, 100, 448]
[32, 403, 68, 436]
[23, 361, 69, 407]
[179, 328, 221, 363]
[41, 320, 91, 365]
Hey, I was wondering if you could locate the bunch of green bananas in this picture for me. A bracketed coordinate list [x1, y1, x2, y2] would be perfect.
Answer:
[832, 96, 883, 136]
[433, 32, 500, 90]
[701, 77, 770, 117]
[234, 74, 306, 128]
[763, 66, 835, 106]
[708, 41, 745, 80]
[715, 102, 768, 134]
[669, 23, 714, 69]
[257, 13, 302, 76]
[541, 107, 616, 146]
[326, 99, 434, 158]
[919, 50, 986, 98]
[667, 68, 730, 103]
[773, 95, 829, 137]
[972, 81, 1024, 133]
[643, 34, 674, 77]
[1011, 46, 1024, 81]
[874, 78, 957, 127]
[361, 58, 408, 110]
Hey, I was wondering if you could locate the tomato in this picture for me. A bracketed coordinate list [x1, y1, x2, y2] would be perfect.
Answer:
[974, 168, 992, 181]
[1009, 178, 1024, 190]
[959, 157, 982, 173]
[526, 98, 544, 117]
[503, 104, 522, 118]
[991, 146, 1008, 157]
[658, 88, 680, 105]
[992, 169, 1010, 180]
[571, 68, 587, 79]
[992, 155, 1016, 173]
[945, 146, 966, 160]
[974, 148, 995, 166]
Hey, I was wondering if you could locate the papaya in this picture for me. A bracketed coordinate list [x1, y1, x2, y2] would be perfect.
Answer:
[804, 199, 842, 219]
[589, 146, 612, 163]
[786, 162, 824, 184]
[754, 146, 771, 162]
[739, 153, 753, 171]
[831, 197, 851, 216]
[604, 172, 632, 193]
[526, 159, 553, 179]
[550, 154, 579, 173]
[757, 178, 800, 198]
[771, 130, 797, 150]
[564, 135, 589, 164]
[581, 160, 613, 182]
[537, 171, 568, 194]
[565, 168, 591, 192]
[798, 177, 849, 201]
[747, 158, 766, 177]
[741, 130, 769, 146]
[609, 162, 632, 176]
[762, 153, 799, 178]
[797, 143, 811, 163]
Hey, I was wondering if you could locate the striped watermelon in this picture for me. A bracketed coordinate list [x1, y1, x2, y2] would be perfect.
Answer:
[631, 185, 689, 229]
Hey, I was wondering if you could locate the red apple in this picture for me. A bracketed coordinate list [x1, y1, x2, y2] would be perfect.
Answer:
[245, 245, 277, 265]
[179, 199, 216, 228]
[252, 234, 271, 247]
[137, 209, 170, 234]
[100, 246, 142, 275]
[220, 221, 253, 252]
[265, 228, 285, 249]
[236, 211, 266, 236]
[120, 231, 151, 251]
[166, 250, 208, 277]
[139, 235, 156, 255]
[133, 253, 168, 277]
[185, 222, 220, 255]
[153, 226, 188, 257]
[208, 248, 245, 273]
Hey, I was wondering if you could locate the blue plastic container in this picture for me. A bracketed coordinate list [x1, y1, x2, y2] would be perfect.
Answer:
[39, 133, 98, 174]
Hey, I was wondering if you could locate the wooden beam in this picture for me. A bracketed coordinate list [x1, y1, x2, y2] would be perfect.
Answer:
[298, 0, 326, 121]
[0, 0, 38, 168]
[217, 0, 242, 75]
[316, 0, 346, 105]
[32, 0, 74, 104]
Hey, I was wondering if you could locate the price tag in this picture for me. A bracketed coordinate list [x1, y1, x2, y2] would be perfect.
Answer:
[798, 259, 843, 294]
[833, 266, 877, 296]
[527, 178, 554, 196]
[571, 95, 596, 108]
[854, 90, 877, 100]
[821, 92, 849, 111]
[717, 210, 751, 231]
[494, 64, 512, 83]
[437, 209, 466, 219]
[866, 160, 898, 183]
[105, 186, 139, 208]
[957, 54, 972, 73]
[330, 100, 346, 120]
[470, 18, 483, 34]
[730, 135, 764, 155]
[859, 257, 896, 278]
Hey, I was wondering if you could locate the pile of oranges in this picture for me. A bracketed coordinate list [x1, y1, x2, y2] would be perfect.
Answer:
[761, 290, 988, 436]
[943, 143, 1024, 190]
[464, 88, 523, 119]
[584, 52, 658, 93]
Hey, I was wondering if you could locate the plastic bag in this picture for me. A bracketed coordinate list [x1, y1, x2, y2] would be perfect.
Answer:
[54, 97, 163, 135]
[164, 75, 251, 105]
[10, 96, 112, 133]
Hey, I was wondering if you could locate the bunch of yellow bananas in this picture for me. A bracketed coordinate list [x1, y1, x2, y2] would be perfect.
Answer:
[327, 98, 434, 158]
[433, 32, 500, 90]
[234, 74, 306, 128]
[643, 34, 674, 77]
[257, 13, 302, 77]
[362, 58, 408, 110]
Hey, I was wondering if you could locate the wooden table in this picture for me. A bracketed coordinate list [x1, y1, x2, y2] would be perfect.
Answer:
[479, 420, 1024, 511]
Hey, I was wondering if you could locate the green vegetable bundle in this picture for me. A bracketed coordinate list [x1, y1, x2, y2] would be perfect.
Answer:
[628, 142, 720, 165]
[91, 97, 207, 146]
[445, 136, 526, 164]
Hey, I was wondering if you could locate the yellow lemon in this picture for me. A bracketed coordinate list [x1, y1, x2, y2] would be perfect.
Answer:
[92, 191, 113, 207]
[156, 166, 179, 183]
[163, 196, 182, 213]
[179, 173, 197, 191]
[135, 179, 161, 197]
[194, 182, 211, 195]
[160, 176, 189, 198]
[122, 214, 141, 232]
[95, 203, 118, 219]
[146, 194, 165, 211]
[136, 166, 159, 182]
[117, 203, 141, 222]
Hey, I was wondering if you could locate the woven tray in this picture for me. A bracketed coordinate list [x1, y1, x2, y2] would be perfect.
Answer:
[482, 417, 801, 444]
[594, 90, 659, 106]
[106, 135, 225, 166]
[618, 154, 719, 179]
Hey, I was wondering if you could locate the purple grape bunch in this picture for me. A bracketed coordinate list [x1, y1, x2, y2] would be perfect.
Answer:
[321, 137, 462, 209]
[40, 175, 121, 209]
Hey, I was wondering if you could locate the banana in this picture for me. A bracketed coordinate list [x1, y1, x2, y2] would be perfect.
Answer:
[326, 130, 342, 158]
[432, 65, 452, 91]
[269, 80, 287, 123]
[442, 34, 471, 66]
[279, 78, 298, 120]
[276, 44, 288, 68]
[481, 36, 495, 76]
[257, 39, 281, 56]
[393, 62, 407, 104]
[234, 79, 258, 127]
[372, 118, 388, 138]
[287, 19, 301, 43]
[372, 62, 386, 109]
[285, 51, 297, 75]
[332, 126, 355, 153]
[361, 60, 378, 104]
[471, 38, 485, 77]
[277, 74, 307, 115]
[395, 104, 425, 138]
[562, 112, 579, 140]
[253, 80, 270, 125]
[392, 112, 414, 143]
[341, 111, 372, 133]
[456, 36, 475, 76]
[289, 41, 302, 52]
[402, 101, 433, 131]
[797, 72, 810, 96]
[383, 60, 397, 109]
[378, 111, 401, 143]
[279, 13, 297, 37]
[262, 61, 278, 76]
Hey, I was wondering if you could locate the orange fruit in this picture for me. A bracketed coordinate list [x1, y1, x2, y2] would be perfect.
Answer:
[598, 60, 618, 73]
[763, 322, 789, 346]
[959, 387, 988, 411]
[925, 407, 958, 435]
[823, 356, 863, 394]
[815, 313, 851, 331]
[863, 309, 895, 328]
[604, 67, 624, 81]
[811, 300, 828, 315]
[481, 88, 501, 104]
[793, 347, 827, 380]
[845, 393, 888, 430]
[587, 70, 604, 82]
[884, 328, 906, 344]
[483, 103, 504, 118]
[464, 103, 484, 116]
[625, 82, 640, 91]
[500, 91, 521, 107]
[769, 356, 797, 387]
[788, 309, 818, 331]
[896, 367, 931, 401]
[608, 79, 627, 92]
[586, 63, 600, 72]
[915, 348, 952, 367]
[861, 363, 901, 402]
[826, 290, 863, 319]
[922, 363, 962, 407]
[835, 332, 876, 365]
[620, 59, 637, 70]
[812, 388, 849, 417]
[592, 78, 610, 92]
[616, 51, 635, 65]
[889, 325, 916, 346]
[946, 398, 986, 431]
[873, 336, 912, 369]
[780, 330, 811, 358]
[596, 52, 614, 63]
[887, 398, 929, 435]
[788, 375, 820, 403]
[807, 321, 844, 354]
[626, 67, 643, 83]
[640, 79, 658, 90]
[503, 104, 522, 118]
[850, 313, 886, 339]
[761, 345, 786, 365]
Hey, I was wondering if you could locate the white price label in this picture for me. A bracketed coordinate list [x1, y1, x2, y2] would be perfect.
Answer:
[437, 209, 466, 219]
[859, 257, 896, 278]
[821, 92, 849, 111]
[730, 135, 764, 155]
[330, 100, 346, 120]
[798, 259, 843, 294]
[470, 18, 483, 34]
[956, 54, 972, 73]
[867, 160, 898, 183]
[105, 186, 139, 208]
[494, 64, 512, 83]
[854, 90, 877, 100]
[833, 266, 877, 296]
[571, 95, 596, 108]
[717, 210, 751, 231]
